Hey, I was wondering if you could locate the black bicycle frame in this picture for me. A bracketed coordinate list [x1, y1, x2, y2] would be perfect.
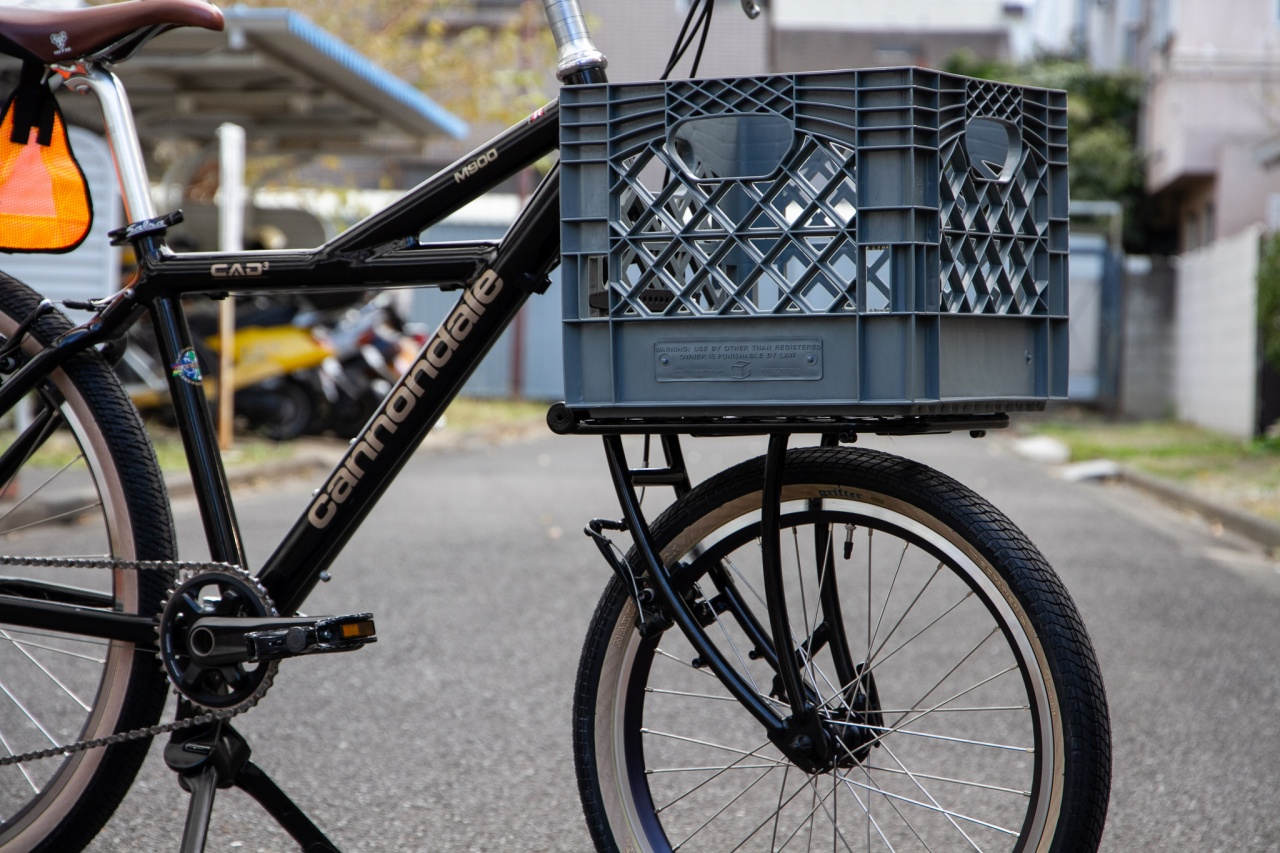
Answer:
[0, 72, 822, 755]
[0, 100, 563, 630]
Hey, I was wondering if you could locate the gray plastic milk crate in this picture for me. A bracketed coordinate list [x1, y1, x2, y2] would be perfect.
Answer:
[559, 68, 1069, 419]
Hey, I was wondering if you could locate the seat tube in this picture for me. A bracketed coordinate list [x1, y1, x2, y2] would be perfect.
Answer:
[150, 295, 247, 567]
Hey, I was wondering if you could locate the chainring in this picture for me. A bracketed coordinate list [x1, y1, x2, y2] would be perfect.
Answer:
[157, 567, 279, 713]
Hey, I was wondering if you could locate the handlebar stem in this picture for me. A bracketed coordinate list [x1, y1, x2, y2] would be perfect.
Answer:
[541, 0, 607, 82]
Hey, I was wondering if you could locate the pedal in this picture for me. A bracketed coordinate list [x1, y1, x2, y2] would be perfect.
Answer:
[183, 612, 377, 667]
[245, 613, 376, 661]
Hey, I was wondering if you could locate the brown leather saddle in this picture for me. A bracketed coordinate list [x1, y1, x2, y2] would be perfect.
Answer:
[0, 0, 223, 65]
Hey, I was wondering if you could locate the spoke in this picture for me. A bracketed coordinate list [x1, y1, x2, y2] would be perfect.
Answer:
[0, 727, 39, 794]
[864, 765, 1031, 797]
[650, 681, 788, 706]
[864, 563, 942, 669]
[859, 766, 924, 852]
[808, 521, 838, 685]
[655, 647, 720, 680]
[727, 766, 833, 853]
[770, 764, 790, 852]
[823, 769, 891, 853]
[0, 453, 84, 527]
[806, 777, 818, 851]
[823, 728, 907, 852]
[791, 526, 819, 692]
[714, 612, 763, 697]
[650, 651, 788, 710]
[858, 665, 1022, 755]
[671, 764, 778, 850]
[0, 629, 108, 662]
[656, 738, 775, 814]
[647, 762, 784, 774]
[866, 529, 872, 658]
[641, 728, 775, 762]
[829, 720, 1032, 753]
[0, 501, 104, 536]
[868, 540, 910, 656]
[874, 705, 1029, 715]
[646, 687, 740, 702]
[838, 769, 1016, 841]
[768, 776, 839, 853]
[891, 630, 1003, 729]
[0, 628, 89, 711]
[0, 676, 61, 747]
[880, 737, 1017, 848]
[722, 554, 769, 612]
[865, 590, 975, 676]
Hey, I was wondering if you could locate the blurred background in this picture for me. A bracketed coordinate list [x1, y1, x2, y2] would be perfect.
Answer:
[2, 0, 1278, 505]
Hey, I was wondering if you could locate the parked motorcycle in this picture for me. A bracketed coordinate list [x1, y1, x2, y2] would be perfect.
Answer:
[308, 294, 426, 437]
[116, 293, 421, 441]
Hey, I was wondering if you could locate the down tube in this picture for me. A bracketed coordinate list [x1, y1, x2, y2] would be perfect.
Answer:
[256, 173, 561, 615]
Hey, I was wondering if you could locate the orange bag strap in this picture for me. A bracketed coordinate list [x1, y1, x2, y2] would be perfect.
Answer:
[9, 60, 54, 147]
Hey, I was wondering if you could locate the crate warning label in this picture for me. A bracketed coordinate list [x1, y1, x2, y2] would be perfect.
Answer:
[654, 339, 823, 382]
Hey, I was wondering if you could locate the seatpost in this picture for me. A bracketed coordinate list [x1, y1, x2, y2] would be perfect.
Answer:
[541, 0, 607, 82]
[62, 64, 157, 224]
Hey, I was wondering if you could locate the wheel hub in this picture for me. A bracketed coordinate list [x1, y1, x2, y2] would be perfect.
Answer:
[825, 664, 883, 768]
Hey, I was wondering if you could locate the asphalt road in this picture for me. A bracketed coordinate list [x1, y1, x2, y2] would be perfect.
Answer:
[81, 428, 1280, 851]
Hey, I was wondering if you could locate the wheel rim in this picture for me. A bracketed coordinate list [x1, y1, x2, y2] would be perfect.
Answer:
[601, 490, 1061, 852]
[0, 363, 143, 842]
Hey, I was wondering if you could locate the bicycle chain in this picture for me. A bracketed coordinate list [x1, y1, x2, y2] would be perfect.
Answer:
[0, 555, 253, 766]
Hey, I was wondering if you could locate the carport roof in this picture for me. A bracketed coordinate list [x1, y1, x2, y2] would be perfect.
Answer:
[56, 5, 468, 154]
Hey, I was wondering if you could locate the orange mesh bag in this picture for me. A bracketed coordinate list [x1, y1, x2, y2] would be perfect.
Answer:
[0, 61, 92, 253]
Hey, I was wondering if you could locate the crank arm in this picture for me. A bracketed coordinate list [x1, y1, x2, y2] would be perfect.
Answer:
[187, 613, 376, 666]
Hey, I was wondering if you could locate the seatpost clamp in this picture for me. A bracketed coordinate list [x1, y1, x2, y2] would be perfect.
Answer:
[108, 208, 184, 246]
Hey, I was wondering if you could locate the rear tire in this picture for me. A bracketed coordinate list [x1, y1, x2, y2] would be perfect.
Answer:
[574, 445, 1110, 852]
[0, 276, 176, 851]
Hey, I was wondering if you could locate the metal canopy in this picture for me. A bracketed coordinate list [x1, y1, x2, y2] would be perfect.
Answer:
[54, 6, 468, 155]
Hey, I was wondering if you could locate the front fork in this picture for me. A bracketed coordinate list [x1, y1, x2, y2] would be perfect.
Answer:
[598, 431, 861, 771]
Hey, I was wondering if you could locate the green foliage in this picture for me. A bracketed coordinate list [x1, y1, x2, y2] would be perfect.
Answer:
[1257, 232, 1280, 372]
[944, 51, 1149, 250]
[233, 0, 556, 126]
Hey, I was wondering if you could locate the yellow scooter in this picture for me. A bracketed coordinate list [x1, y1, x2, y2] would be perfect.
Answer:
[121, 302, 333, 440]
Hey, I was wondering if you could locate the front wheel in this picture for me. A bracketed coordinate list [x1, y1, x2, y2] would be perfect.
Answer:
[574, 446, 1110, 852]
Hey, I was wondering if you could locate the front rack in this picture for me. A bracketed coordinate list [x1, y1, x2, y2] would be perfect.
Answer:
[546, 402, 1009, 437]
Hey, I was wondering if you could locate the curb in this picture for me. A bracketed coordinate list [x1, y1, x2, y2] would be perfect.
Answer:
[162, 447, 340, 500]
[14, 420, 550, 528]
[1112, 467, 1280, 552]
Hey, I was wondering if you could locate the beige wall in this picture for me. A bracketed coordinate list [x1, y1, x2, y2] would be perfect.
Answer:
[772, 28, 1008, 72]
[1163, 0, 1280, 57]
[1144, 69, 1280, 195]
[1142, 0, 1280, 247]
[580, 1, 768, 82]
[1174, 224, 1260, 437]
[774, 0, 1014, 31]
[1214, 140, 1280, 238]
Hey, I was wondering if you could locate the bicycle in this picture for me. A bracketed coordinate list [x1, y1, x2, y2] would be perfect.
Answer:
[0, 0, 1110, 850]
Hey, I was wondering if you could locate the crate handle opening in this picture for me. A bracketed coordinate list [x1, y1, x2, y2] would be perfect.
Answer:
[965, 117, 1022, 183]
[667, 113, 794, 182]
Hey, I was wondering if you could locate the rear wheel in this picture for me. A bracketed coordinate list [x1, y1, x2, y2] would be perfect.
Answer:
[574, 446, 1110, 851]
[0, 276, 176, 850]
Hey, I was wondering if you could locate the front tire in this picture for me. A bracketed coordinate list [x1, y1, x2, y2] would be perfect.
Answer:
[574, 446, 1110, 852]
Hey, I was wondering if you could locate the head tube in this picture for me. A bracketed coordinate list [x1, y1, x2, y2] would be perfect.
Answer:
[540, 0, 607, 81]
